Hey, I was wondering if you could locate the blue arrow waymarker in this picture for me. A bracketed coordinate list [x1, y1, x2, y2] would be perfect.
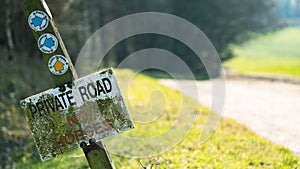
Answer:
[22, 0, 118, 168]
[43, 37, 55, 48]
[31, 16, 44, 27]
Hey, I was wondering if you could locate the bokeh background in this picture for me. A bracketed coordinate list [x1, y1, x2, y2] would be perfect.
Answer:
[1, 0, 300, 168]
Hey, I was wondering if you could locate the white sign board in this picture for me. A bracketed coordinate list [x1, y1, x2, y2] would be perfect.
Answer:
[20, 68, 134, 161]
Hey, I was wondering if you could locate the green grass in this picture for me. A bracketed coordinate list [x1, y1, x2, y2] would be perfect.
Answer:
[15, 150, 89, 169]
[224, 27, 300, 77]
[16, 69, 299, 168]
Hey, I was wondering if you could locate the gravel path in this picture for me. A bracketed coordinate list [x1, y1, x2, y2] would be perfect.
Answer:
[160, 78, 300, 156]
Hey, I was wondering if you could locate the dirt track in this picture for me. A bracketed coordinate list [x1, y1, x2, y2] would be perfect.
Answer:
[160, 78, 300, 156]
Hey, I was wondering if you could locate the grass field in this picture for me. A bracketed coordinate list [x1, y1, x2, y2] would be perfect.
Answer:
[224, 27, 300, 77]
[16, 70, 299, 168]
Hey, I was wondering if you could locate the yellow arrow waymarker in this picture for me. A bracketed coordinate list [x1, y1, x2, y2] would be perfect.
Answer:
[22, 0, 117, 168]
[23, 0, 77, 86]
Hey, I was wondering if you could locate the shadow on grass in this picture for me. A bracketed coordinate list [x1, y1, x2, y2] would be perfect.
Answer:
[140, 69, 210, 81]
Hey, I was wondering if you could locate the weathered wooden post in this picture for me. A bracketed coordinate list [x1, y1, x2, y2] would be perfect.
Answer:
[20, 0, 134, 168]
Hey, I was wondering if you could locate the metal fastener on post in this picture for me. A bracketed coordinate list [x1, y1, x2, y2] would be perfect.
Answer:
[22, 0, 116, 168]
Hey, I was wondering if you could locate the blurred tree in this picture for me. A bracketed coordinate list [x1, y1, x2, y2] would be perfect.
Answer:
[169, 0, 279, 61]
[0, 0, 281, 167]
[0, 0, 279, 73]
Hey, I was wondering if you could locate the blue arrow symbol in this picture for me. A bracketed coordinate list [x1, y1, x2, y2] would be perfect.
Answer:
[43, 37, 55, 48]
[31, 16, 43, 27]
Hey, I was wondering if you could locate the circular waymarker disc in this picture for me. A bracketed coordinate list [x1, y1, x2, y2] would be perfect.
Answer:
[28, 10, 49, 32]
[38, 33, 58, 54]
[48, 55, 69, 75]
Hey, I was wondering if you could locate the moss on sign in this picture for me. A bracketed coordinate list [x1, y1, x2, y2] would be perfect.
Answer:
[20, 69, 134, 161]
